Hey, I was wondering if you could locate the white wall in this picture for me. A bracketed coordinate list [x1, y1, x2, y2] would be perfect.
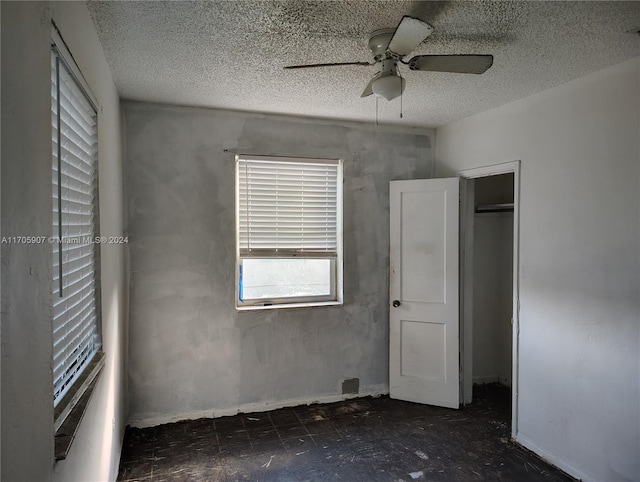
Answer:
[1, 2, 127, 481]
[1, 3, 53, 479]
[122, 101, 435, 426]
[472, 212, 513, 386]
[437, 58, 640, 482]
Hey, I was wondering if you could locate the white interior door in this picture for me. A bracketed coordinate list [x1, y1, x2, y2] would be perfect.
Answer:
[389, 178, 459, 408]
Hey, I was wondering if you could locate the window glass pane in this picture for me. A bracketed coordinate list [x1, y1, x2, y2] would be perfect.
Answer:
[242, 258, 331, 299]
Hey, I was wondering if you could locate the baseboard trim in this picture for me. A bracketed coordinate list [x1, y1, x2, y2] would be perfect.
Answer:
[473, 375, 512, 387]
[497, 375, 511, 387]
[514, 433, 592, 482]
[128, 387, 389, 428]
[473, 375, 499, 384]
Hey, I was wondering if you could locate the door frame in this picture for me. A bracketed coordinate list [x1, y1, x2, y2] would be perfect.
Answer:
[458, 160, 521, 439]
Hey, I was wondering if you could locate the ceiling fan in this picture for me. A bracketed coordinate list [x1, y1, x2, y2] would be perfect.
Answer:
[284, 16, 493, 101]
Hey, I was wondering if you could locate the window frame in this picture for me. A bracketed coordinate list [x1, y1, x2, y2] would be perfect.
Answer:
[235, 155, 344, 310]
[50, 25, 105, 459]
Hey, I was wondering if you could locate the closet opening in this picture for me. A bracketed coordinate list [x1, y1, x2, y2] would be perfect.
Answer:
[459, 162, 520, 438]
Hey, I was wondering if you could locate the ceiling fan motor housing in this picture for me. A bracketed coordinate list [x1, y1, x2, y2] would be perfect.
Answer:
[368, 28, 395, 61]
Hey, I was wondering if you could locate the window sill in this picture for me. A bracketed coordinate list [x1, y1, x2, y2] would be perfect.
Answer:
[54, 351, 106, 461]
[237, 300, 343, 311]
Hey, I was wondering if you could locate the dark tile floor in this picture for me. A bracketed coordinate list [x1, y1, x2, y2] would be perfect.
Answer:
[118, 384, 574, 481]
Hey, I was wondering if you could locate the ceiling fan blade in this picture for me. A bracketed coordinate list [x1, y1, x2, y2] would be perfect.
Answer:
[361, 76, 376, 97]
[284, 61, 373, 70]
[387, 16, 434, 57]
[408, 55, 493, 74]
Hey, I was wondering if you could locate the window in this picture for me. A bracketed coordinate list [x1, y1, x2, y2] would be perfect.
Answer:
[236, 155, 343, 309]
[51, 29, 103, 439]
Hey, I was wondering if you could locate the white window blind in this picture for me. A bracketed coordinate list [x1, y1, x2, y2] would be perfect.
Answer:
[237, 157, 339, 256]
[51, 49, 101, 406]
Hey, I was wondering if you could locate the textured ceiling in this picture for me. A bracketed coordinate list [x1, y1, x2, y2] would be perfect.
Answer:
[87, 1, 640, 127]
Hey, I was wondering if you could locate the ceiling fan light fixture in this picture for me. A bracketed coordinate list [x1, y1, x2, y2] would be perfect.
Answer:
[372, 74, 405, 101]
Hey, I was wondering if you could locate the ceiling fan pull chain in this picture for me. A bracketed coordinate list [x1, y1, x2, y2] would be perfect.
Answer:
[400, 75, 404, 119]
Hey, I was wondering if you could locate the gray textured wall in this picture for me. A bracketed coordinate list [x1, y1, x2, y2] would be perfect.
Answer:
[123, 101, 435, 423]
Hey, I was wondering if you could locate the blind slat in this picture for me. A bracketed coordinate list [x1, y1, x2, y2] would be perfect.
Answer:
[53, 303, 96, 346]
[53, 307, 97, 349]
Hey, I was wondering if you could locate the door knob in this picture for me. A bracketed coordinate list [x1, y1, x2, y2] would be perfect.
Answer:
[392, 300, 401, 307]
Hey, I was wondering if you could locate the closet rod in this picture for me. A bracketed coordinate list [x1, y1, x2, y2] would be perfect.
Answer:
[475, 203, 514, 213]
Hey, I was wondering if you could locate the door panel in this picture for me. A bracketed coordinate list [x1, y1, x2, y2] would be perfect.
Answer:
[401, 320, 446, 380]
[390, 178, 459, 409]
[400, 190, 447, 302]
